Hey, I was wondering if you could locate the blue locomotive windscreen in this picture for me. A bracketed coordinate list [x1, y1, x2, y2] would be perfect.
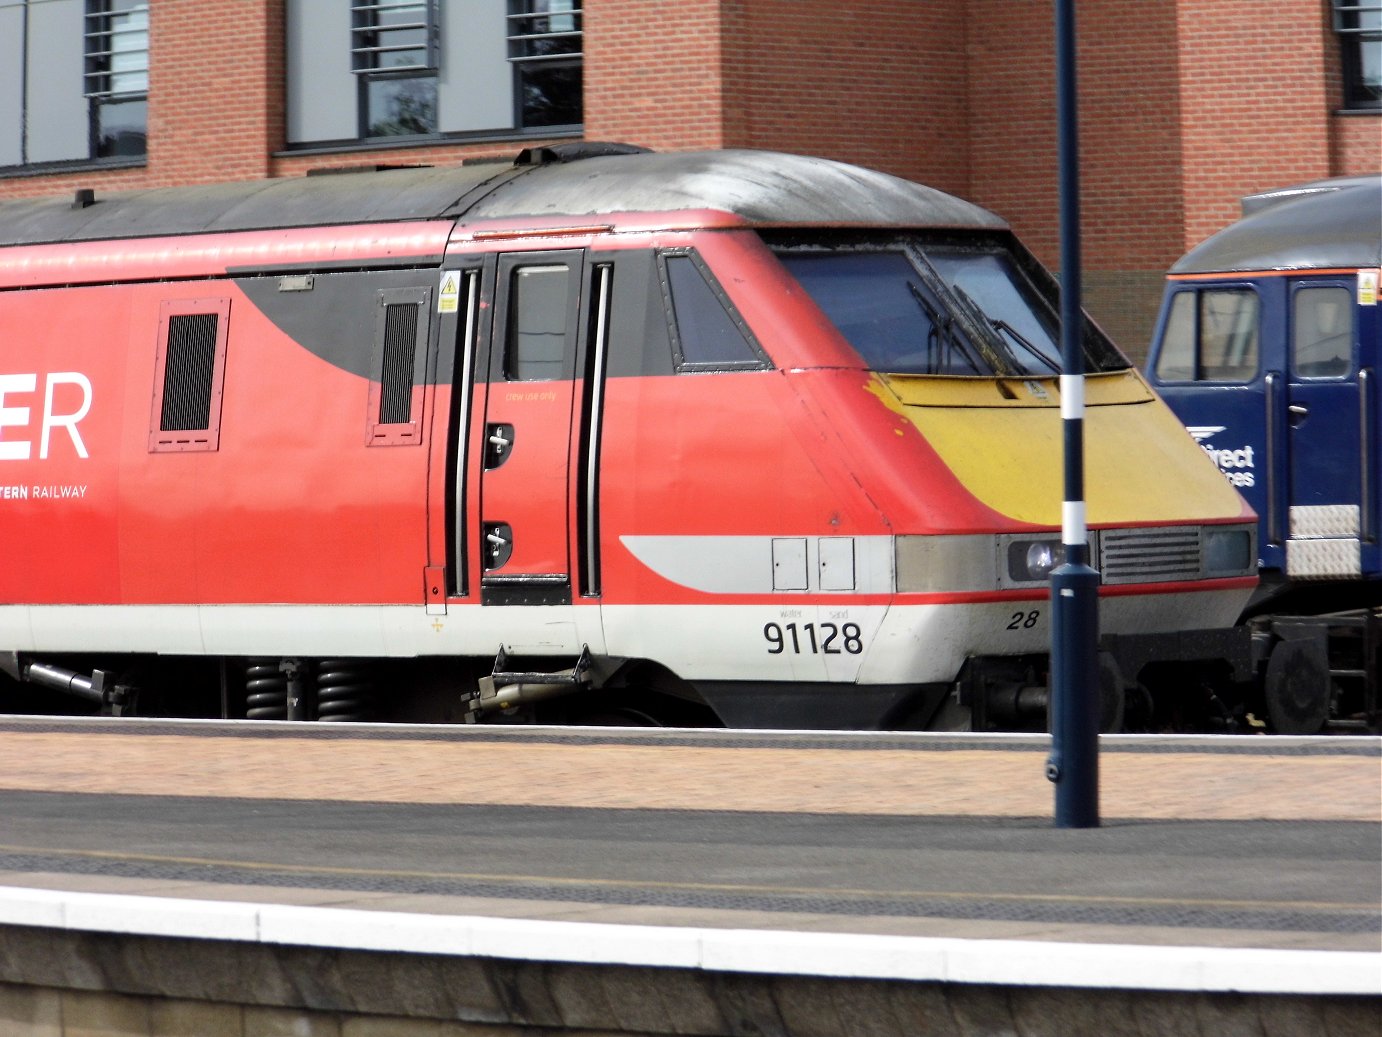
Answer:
[779, 248, 1066, 376]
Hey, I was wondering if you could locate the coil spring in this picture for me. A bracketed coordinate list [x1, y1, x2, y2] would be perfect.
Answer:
[245, 658, 288, 720]
[315, 659, 374, 722]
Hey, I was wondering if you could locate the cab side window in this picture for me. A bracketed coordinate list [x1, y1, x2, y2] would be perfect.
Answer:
[1154, 288, 1259, 383]
[660, 251, 766, 371]
[1292, 285, 1353, 379]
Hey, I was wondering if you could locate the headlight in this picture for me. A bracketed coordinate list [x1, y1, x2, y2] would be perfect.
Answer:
[1007, 538, 1061, 582]
[1203, 527, 1254, 575]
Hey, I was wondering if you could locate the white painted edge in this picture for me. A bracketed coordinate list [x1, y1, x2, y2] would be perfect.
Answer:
[0, 886, 1376, 995]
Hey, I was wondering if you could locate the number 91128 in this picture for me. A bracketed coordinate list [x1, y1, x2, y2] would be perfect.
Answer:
[764, 622, 863, 655]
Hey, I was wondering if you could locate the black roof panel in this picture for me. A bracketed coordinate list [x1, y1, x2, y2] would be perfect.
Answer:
[460, 149, 1007, 230]
[0, 149, 1005, 249]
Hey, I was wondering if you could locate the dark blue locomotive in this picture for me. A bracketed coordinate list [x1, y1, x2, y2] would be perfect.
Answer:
[1145, 174, 1382, 733]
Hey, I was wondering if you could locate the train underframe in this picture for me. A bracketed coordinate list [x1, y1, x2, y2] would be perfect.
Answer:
[5, 619, 1371, 733]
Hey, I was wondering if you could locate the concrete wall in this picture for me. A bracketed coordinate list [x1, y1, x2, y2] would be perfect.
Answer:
[1, 926, 1378, 1037]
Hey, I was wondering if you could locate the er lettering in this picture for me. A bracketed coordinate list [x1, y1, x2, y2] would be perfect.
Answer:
[0, 372, 93, 460]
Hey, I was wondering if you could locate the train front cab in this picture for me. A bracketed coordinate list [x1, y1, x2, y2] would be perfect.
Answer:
[1147, 263, 1382, 731]
[432, 210, 1258, 732]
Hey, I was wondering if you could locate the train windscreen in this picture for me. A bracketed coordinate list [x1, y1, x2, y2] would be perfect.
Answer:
[778, 246, 1076, 376]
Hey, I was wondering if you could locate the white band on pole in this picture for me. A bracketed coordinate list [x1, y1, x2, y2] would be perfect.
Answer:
[1063, 500, 1087, 546]
[1060, 374, 1085, 420]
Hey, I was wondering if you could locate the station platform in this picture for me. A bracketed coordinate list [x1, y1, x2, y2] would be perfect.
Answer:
[0, 718, 1376, 1035]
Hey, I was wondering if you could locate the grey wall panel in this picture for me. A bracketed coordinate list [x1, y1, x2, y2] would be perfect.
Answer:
[437, 0, 513, 134]
[286, 0, 357, 143]
[25, 0, 87, 163]
[0, 3, 25, 166]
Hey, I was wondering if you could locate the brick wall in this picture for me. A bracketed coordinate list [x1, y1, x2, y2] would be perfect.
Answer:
[147, 0, 284, 186]
[962, 0, 1188, 358]
[1174, 0, 1335, 249]
[1334, 115, 1382, 172]
[584, 0, 726, 150]
[0, 0, 1374, 357]
[719, 1, 970, 196]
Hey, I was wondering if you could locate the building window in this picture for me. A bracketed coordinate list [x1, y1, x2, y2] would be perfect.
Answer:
[351, 0, 438, 137]
[1334, 1, 1382, 110]
[286, 0, 583, 147]
[0, 0, 147, 169]
[84, 0, 148, 158]
[508, 0, 582, 129]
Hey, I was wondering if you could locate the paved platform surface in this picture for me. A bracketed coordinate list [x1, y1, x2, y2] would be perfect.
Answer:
[0, 717, 1376, 960]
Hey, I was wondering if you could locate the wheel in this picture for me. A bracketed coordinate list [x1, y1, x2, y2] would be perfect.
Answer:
[1264, 636, 1330, 735]
[1096, 652, 1127, 733]
[565, 687, 723, 728]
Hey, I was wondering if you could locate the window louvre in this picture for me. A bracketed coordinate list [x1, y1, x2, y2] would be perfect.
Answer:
[351, 0, 438, 74]
[84, 0, 149, 100]
[1333, 0, 1382, 32]
[507, 1, 583, 128]
[507, 0, 582, 63]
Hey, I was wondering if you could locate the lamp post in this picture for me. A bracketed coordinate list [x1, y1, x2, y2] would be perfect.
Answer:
[1047, 0, 1101, 829]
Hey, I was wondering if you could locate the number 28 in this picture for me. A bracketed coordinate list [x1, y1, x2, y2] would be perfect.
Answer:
[1007, 610, 1040, 630]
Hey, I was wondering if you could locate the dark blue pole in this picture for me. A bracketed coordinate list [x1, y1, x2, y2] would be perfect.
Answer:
[1047, 0, 1100, 828]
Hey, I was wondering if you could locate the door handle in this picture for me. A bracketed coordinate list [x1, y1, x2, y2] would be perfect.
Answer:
[1288, 404, 1308, 415]
[483, 522, 513, 570]
[484, 423, 514, 469]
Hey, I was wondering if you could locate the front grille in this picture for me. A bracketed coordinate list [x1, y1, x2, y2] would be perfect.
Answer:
[1099, 527, 1200, 585]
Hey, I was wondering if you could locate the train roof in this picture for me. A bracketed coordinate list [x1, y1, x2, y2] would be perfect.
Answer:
[1170, 173, 1382, 275]
[0, 145, 1007, 249]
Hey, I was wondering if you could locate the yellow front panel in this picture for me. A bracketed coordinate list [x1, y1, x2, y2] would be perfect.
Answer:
[873, 370, 1249, 526]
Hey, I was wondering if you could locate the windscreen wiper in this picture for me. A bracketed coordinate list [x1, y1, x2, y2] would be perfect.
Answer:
[991, 314, 1060, 374]
[946, 285, 1031, 375]
[908, 281, 982, 375]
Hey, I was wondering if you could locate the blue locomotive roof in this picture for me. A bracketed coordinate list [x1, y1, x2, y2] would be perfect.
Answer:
[1171, 174, 1382, 274]
[0, 146, 1006, 248]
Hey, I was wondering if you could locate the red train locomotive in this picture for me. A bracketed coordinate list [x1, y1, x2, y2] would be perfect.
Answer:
[0, 145, 1257, 729]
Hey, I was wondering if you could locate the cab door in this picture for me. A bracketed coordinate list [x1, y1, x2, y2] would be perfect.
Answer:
[1149, 283, 1276, 564]
[476, 251, 584, 604]
[1284, 278, 1369, 578]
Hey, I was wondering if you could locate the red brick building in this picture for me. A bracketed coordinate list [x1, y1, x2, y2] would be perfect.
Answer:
[0, 0, 1377, 358]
